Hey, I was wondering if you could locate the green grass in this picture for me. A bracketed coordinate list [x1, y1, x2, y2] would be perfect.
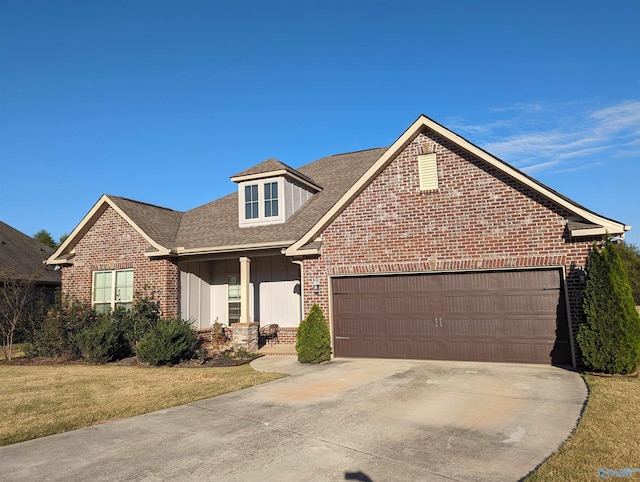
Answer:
[0, 364, 285, 446]
[526, 374, 640, 481]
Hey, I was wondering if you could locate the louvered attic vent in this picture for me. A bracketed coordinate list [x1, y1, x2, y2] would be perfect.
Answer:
[418, 153, 438, 191]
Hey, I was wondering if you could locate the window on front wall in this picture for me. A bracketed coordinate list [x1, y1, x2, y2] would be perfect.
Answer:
[228, 275, 241, 324]
[92, 269, 134, 313]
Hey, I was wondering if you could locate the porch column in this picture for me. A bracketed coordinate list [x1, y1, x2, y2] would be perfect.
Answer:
[239, 256, 251, 323]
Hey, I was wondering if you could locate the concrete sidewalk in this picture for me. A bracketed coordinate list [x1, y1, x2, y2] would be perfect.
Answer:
[0, 358, 586, 481]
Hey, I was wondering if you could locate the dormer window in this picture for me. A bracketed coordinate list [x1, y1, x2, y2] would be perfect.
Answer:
[231, 158, 322, 228]
[239, 179, 285, 226]
[245, 185, 259, 219]
[264, 182, 279, 217]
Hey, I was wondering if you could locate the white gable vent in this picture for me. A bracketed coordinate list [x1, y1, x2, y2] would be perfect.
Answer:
[418, 153, 438, 191]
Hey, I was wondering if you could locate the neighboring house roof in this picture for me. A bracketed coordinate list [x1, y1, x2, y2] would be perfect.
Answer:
[47, 114, 630, 264]
[0, 221, 61, 284]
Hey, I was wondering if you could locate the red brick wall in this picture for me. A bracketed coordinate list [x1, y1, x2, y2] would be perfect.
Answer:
[302, 129, 596, 356]
[60, 206, 179, 317]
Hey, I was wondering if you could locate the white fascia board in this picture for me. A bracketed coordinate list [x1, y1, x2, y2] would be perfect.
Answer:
[419, 116, 628, 234]
[175, 240, 295, 256]
[46, 194, 171, 264]
[287, 115, 629, 256]
[231, 170, 322, 192]
[571, 225, 632, 238]
[46, 195, 110, 265]
[287, 117, 423, 255]
[285, 247, 319, 256]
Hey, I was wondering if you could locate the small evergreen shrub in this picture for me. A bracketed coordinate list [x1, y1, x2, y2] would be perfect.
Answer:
[296, 303, 331, 364]
[577, 240, 640, 374]
[76, 315, 131, 364]
[136, 318, 197, 366]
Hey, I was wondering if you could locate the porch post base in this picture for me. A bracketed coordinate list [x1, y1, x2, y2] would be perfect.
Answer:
[230, 322, 259, 352]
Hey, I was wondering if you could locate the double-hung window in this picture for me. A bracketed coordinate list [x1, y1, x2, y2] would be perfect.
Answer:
[244, 185, 259, 220]
[264, 181, 278, 217]
[92, 269, 133, 313]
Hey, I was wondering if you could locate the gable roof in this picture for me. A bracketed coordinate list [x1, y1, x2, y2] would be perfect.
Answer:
[47, 114, 630, 264]
[0, 221, 61, 284]
[47, 147, 387, 262]
[286, 114, 630, 255]
[48, 195, 182, 264]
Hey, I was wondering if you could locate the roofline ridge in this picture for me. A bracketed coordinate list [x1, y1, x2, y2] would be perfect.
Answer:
[107, 194, 182, 213]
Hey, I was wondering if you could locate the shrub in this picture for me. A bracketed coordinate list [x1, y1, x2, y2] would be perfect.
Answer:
[578, 240, 640, 374]
[112, 295, 161, 352]
[28, 300, 98, 359]
[296, 303, 331, 364]
[614, 241, 640, 304]
[76, 315, 131, 364]
[136, 318, 197, 366]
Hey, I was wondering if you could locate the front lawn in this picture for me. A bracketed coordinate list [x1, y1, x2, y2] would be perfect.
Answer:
[0, 364, 285, 446]
[526, 374, 640, 481]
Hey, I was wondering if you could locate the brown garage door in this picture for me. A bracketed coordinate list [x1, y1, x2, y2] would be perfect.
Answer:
[332, 269, 571, 365]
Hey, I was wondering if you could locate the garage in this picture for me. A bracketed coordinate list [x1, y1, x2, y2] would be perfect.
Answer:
[331, 269, 572, 365]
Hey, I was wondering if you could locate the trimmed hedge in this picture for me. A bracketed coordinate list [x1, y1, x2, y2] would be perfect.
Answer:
[296, 303, 331, 364]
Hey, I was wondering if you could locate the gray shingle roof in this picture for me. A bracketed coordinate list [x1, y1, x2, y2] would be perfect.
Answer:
[99, 147, 386, 254]
[173, 147, 387, 250]
[232, 158, 322, 190]
[107, 196, 183, 249]
[0, 221, 61, 284]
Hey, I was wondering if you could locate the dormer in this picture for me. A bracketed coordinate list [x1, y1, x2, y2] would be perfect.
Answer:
[231, 159, 322, 228]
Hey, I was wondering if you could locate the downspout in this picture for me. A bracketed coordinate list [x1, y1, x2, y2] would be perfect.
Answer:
[292, 260, 304, 322]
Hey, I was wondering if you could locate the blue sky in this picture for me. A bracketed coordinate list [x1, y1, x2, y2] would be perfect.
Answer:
[1, 0, 639, 245]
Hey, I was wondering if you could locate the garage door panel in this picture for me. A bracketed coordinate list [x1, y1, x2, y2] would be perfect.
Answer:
[385, 295, 435, 313]
[444, 294, 496, 313]
[332, 269, 571, 365]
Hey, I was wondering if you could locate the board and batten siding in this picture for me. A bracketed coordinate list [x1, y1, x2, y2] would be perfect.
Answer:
[179, 256, 301, 329]
[283, 177, 315, 222]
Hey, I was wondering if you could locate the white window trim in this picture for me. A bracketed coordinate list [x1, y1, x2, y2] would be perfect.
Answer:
[92, 269, 134, 311]
[238, 178, 285, 227]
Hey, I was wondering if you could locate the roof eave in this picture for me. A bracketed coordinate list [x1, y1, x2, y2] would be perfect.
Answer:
[174, 240, 295, 257]
[570, 224, 631, 238]
[46, 195, 172, 265]
[231, 170, 322, 192]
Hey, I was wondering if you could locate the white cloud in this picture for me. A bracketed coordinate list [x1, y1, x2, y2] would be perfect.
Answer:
[455, 100, 640, 174]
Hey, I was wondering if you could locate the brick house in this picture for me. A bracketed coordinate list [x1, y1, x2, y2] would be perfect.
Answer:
[47, 115, 629, 367]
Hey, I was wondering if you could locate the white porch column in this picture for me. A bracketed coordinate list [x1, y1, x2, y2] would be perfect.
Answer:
[239, 256, 251, 324]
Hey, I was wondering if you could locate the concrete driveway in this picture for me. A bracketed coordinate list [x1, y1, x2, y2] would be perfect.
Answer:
[0, 357, 586, 481]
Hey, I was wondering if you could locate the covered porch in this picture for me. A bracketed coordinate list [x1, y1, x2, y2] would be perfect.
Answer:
[178, 252, 301, 350]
